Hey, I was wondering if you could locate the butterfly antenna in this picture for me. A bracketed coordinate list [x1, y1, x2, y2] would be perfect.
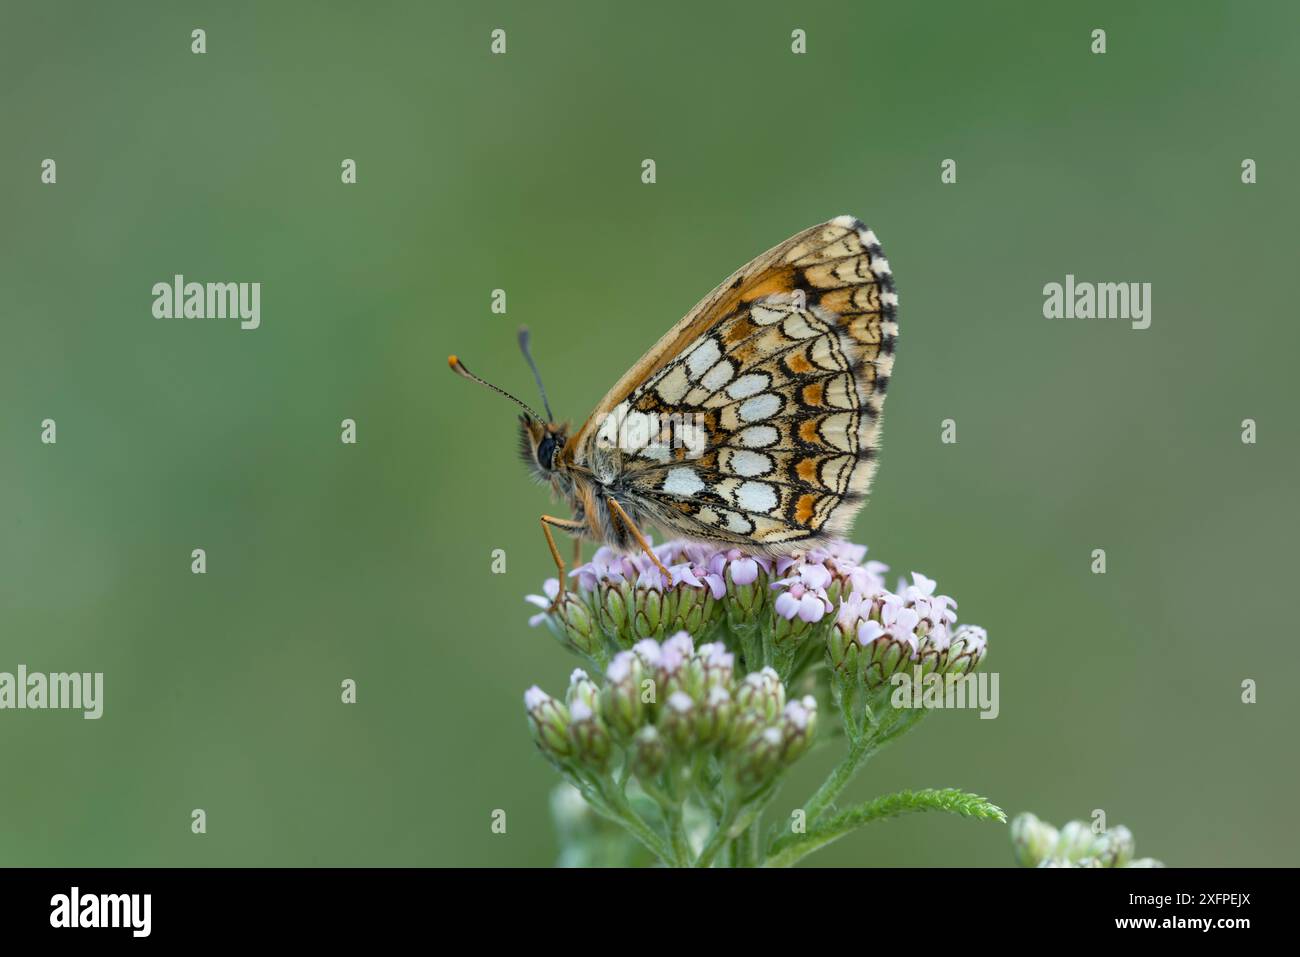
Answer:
[516, 326, 556, 423]
[447, 354, 546, 421]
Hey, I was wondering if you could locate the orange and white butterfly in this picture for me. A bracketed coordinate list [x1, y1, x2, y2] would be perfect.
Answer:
[450, 215, 897, 593]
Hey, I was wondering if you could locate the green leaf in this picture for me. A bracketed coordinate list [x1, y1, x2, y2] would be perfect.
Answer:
[764, 788, 1005, 868]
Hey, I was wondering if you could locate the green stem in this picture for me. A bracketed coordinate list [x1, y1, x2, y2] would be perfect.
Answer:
[695, 801, 740, 868]
[575, 774, 677, 866]
[766, 707, 928, 859]
[801, 732, 873, 826]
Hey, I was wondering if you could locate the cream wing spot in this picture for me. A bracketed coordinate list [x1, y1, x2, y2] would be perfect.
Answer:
[701, 359, 735, 392]
[655, 364, 690, 404]
[737, 424, 778, 448]
[728, 450, 773, 477]
[685, 338, 721, 377]
[735, 481, 778, 513]
[750, 303, 786, 325]
[724, 510, 754, 534]
[739, 393, 781, 423]
[662, 467, 705, 497]
[726, 373, 769, 400]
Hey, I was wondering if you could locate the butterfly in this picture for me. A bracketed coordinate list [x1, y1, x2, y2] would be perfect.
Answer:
[449, 215, 897, 598]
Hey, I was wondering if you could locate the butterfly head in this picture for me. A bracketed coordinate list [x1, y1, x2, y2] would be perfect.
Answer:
[518, 414, 569, 479]
[449, 326, 569, 482]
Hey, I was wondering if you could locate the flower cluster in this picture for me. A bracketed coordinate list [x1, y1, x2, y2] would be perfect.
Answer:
[521, 538, 999, 867]
[525, 631, 817, 798]
[526, 539, 987, 693]
[1011, 812, 1164, 868]
[831, 577, 985, 691]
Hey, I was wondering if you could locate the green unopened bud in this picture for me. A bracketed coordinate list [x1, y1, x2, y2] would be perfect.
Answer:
[548, 593, 602, 659]
[735, 667, 785, 721]
[732, 726, 783, 790]
[664, 583, 715, 637]
[1054, 820, 1097, 862]
[827, 621, 861, 675]
[632, 582, 665, 639]
[859, 632, 911, 691]
[1095, 825, 1135, 868]
[913, 635, 944, 677]
[568, 699, 612, 771]
[596, 580, 632, 646]
[724, 707, 765, 749]
[771, 611, 814, 646]
[697, 642, 735, 690]
[630, 726, 667, 779]
[779, 695, 818, 764]
[945, 625, 987, 676]
[1010, 812, 1059, 867]
[566, 669, 601, 713]
[659, 691, 697, 750]
[653, 632, 695, 700]
[524, 686, 573, 760]
[601, 651, 644, 737]
[695, 685, 734, 745]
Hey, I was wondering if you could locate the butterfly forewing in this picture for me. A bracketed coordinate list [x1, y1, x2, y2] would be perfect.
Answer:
[572, 216, 897, 553]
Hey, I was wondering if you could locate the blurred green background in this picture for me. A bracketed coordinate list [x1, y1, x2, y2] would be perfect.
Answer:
[1, 0, 1297, 867]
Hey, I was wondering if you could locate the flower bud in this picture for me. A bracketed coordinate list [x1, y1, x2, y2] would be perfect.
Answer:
[1095, 825, 1135, 868]
[659, 690, 697, 750]
[724, 706, 765, 750]
[1054, 820, 1096, 863]
[662, 578, 715, 637]
[732, 726, 783, 789]
[694, 685, 734, 745]
[735, 667, 785, 722]
[827, 617, 861, 675]
[945, 625, 987, 676]
[655, 631, 695, 700]
[710, 550, 769, 626]
[524, 686, 573, 760]
[596, 579, 633, 646]
[779, 695, 818, 764]
[528, 580, 604, 659]
[1010, 812, 1059, 867]
[567, 699, 612, 771]
[632, 575, 666, 640]
[630, 726, 667, 779]
[697, 642, 736, 691]
[565, 669, 601, 714]
[602, 651, 645, 737]
[856, 619, 913, 691]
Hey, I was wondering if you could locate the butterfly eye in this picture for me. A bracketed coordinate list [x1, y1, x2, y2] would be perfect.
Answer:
[536, 434, 559, 471]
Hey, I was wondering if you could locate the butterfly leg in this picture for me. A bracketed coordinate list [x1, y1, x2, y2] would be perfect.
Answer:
[540, 515, 585, 605]
[606, 498, 672, 581]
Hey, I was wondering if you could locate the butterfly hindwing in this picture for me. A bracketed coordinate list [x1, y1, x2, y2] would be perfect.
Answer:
[574, 216, 898, 553]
